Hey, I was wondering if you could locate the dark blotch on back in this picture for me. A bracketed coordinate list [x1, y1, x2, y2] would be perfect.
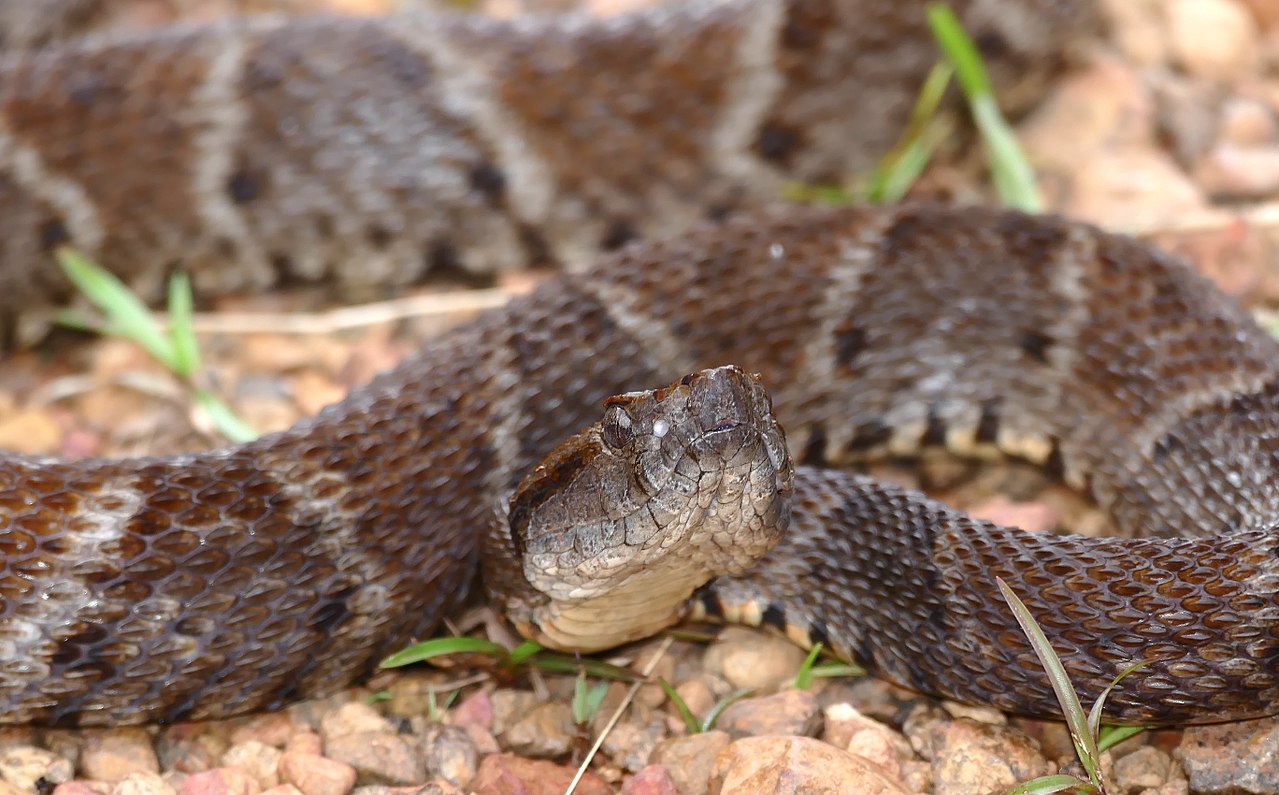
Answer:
[754, 121, 801, 165]
[373, 35, 433, 89]
[215, 236, 238, 260]
[849, 420, 892, 452]
[761, 602, 787, 632]
[975, 398, 1002, 445]
[881, 206, 940, 259]
[921, 402, 947, 448]
[807, 618, 830, 648]
[799, 425, 827, 465]
[470, 162, 507, 209]
[974, 29, 1011, 58]
[1044, 437, 1067, 480]
[518, 225, 553, 267]
[39, 218, 70, 252]
[835, 325, 867, 367]
[366, 225, 392, 250]
[996, 211, 1068, 266]
[1019, 331, 1054, 364]
[227, 168, 263, 205]
[429, 240, 460, 272]
[601, 219, 639, 251]
[423, 240, 495, 287]
[269, 252, 295, 284]
[696, 589, 725, 620]
[705, 203, 734, 222]
[1151, 430, 1185, 462]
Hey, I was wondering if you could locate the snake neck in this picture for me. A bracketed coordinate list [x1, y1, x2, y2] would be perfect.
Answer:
[483, 506, 698, 651]
[516, 566, 704, 652]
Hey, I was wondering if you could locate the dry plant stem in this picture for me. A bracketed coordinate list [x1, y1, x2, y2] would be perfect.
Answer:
[182, 287, 517, 335]
[565, 636, 674, 795]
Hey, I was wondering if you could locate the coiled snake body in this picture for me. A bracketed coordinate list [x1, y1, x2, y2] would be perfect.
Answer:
[0, 0, 1275, 731]
[3, 203, 1279, 727]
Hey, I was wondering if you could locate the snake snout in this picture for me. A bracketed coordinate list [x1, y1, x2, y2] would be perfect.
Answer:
[688, 366, 769, 431]
[686, 366, 791, 467]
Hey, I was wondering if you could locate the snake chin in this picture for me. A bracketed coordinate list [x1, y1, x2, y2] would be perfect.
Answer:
[494, 367, 795, 653]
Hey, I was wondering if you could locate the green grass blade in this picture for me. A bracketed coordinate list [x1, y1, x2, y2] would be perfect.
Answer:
[926, 3, 992, 97]
[507, 640, 543, 666]
[865, 117, 953, 203]
[56, 248, 176, 365]
[166, 272, 201, 378]
[53, 308, 105, 333]
[904, 60, 955, 134]
[192, 389, 258, 444]
[1002, 774, 1096, 795]
[701, 689, 753, 733]
[661, 627, 721, 644]
[572, 673, 610, 725]
[807, 661, 865, 679]
[658, 678, 702, 734]
[1086, 659, 1149, 739]
[526, 653, 635, 682]
[925, 3, 1040, 211]
[1097, 724, 1146, 753]
[780, 182, 856, 206]
[996, 577, 1103, 779]
[792, 643, 824, 690]
[859, 61, 955, 202]
[427, 687, 462, 722]
[971, 98, 1041, 211]
[379, 636, 511, 668]
[56, 252, 256, 443]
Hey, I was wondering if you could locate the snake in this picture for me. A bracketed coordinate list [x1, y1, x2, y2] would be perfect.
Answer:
[2, 202, 1278, 728]
[2, 0, 1277, 730]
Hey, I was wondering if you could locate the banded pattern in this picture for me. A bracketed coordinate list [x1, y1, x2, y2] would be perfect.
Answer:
[0, 0, 1094, 332]
[2, 204, 1279, 725]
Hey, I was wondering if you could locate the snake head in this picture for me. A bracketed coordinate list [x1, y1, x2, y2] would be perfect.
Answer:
[504, 366, 794, 652]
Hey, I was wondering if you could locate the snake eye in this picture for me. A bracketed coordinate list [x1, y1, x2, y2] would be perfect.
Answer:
[601, 405, 637, 450]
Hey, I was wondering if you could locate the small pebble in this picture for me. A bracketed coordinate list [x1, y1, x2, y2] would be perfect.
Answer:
[716, 690, 824, 739]
[323, 732, 424, 786]
[1167, 0, 1261, 80]
[80, 729, 160, 783]
[503, 702, 578, 758]
[278, 751, 356, 795]
[620, 764, 679, 795]
[710, 736, 911, 794]
[702, 628, 807, 691]
[469, 755, 610, 795]
[649, 731, 730, 795]
[929, 718, 1050, 795]
[0, 745, 74, 790]
[177, 768, 256, 795]
[1176, 718, 1279, 794]
[1114, 745, 1174, 792]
